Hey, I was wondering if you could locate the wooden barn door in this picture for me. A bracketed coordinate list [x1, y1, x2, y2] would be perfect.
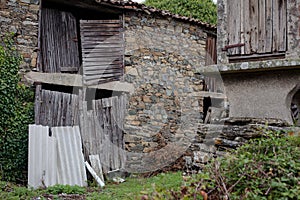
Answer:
[80, 19, 124, 85]
[79, 95, 127, 173]
[39, 8, 80, 73]
[226, 0, 287, 57]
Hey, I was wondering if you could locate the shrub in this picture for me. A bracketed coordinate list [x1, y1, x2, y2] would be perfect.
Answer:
[0, 35, 34, 183]
[145, 0, 217, 25]
[146, 131, 300, 199]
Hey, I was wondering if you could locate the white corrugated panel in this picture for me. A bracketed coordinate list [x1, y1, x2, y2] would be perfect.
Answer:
[28, 125, 57, 189]
[52, 126, 87, 186]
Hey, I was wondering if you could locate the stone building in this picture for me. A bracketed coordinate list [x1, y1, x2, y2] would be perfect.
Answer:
[208, 0, 300, 126]
[1, 0, 219, 172]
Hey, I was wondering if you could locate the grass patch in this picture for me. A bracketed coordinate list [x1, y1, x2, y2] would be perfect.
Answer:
[0, 172, 183, 200]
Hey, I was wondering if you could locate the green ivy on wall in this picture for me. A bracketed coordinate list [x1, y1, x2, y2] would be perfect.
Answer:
[0, 35, 34, 183]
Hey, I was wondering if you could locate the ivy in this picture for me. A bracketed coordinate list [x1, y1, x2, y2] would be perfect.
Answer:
[0, 35, 34, 183]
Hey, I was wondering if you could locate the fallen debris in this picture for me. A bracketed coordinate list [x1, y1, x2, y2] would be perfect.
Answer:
[85, 161, 105, 187]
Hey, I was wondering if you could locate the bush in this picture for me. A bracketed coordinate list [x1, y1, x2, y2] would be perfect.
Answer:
[0, 35, 34, 183]
[145, 0, 217, 25]
[146, 131, 300, 199]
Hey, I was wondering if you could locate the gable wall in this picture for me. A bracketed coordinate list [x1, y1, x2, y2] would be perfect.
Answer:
[123, 11, 212, 171]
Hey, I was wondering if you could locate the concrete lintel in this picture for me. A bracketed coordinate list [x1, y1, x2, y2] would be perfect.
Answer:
[25, 71, 82, 87]
[25, 72, 134, 93]
[198, 59, 300, 74]
[193, 91, 226, 99]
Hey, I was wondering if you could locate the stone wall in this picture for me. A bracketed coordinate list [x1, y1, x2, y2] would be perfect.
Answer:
[0, 0, 39, 72]
[122, 11, 211, 172]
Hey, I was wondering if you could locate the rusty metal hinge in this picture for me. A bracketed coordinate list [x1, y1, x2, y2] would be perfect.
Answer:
[222, 43, 245, 51]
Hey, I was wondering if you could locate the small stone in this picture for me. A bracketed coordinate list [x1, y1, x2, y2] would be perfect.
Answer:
[143, 96, 152, 103]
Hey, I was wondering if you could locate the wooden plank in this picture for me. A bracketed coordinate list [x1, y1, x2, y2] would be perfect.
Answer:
[278, 0, 287, 52]
[80, 24, 121, 28]
[227, 0, 241, 55]
[81, 44, 123, 48]
[82, 32, 121, 37]
[240, 0, 245, 54]
[81, 27, 122, 32]
[84, 69, 123, 76]
[258, 0, 266, 53]
[82, 48, 124, 54]
[83, 65, 122, 71]
[51, 91, 58, 127]
[249, 0, 259, 53]
[228, 52, 285, 63]
[65, 93, 72, 126]
[119, 95, 126, 168]
[243, 0, 251, 54]
[60, 67, 78, 72]
[84, 73, 123, 81]
[273, 0, 278, 52]
[82, 60, 122, 65]
[83, 56, 122, 61]
[265, 0, 273, 53]
[89, 155, 105, 184]
[81, 19, 121, 24]
[34, 84, 42, 125]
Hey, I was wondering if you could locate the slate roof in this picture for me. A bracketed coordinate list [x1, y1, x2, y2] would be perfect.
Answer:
[95, 0, 216, 30]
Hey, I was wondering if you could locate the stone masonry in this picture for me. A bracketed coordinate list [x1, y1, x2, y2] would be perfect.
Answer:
[0, 0, 39, 72]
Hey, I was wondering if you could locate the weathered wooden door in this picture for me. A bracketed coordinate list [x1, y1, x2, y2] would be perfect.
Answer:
[226, 0, 287, 56]
[39, 8, 80, 73]
[79, 95, 127, 173]
[80, 19, 124, 85]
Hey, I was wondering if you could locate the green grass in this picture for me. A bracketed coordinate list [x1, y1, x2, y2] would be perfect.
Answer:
[88, 172, 183, 200]
[0, 172, 183, 200]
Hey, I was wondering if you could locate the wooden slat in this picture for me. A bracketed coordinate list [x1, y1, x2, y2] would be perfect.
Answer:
[60, 67, 79, 72]
[249, 0, 259, 53]
[34, 84, 42, 125]
[81, 24, 121, 28]
[81, 44, 123, 49]
[243, 0, 251, 54]
[84, 73, 123, 81]
[272, 0, 279, 52]
[240, 0, 245, 54]
[84, 68, 123, 76]
[278, 0, 287, 52]
[265, 0, 273, 53]
[81, 19, 121, 24]
[82, 27, 122, 32]
[82, 48, 123, 54]
[82, 32, 121, 37]
[258, 0, 266, 53]
[227, 0, 241, 55]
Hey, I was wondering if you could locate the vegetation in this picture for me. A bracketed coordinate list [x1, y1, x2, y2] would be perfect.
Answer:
[0, 130, 299, 199]
[147, 131, 300, 199]
[0, 35, 34, 182]
[0, 172, 183, 199]
[145, 0, 217, 25]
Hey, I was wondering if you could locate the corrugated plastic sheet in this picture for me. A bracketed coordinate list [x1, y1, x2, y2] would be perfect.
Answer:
[28, 125, 57, 188]
[52, 126, 87, 186]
